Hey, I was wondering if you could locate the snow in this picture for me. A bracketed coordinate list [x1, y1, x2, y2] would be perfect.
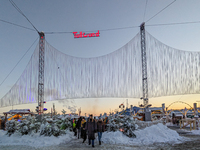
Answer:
[0, 123, 185, 147]
[0, 130, 75, 147]
[190, 129, 200, 135]
[6, 109, 31, 114]
[102, 123, 184, 145]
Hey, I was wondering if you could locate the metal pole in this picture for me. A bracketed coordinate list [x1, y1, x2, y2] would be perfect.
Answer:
[140, 22, 148, 107]
[38, 32, 45, 115]
[126, 99, 128, 109]
[140, 22, 151, 121]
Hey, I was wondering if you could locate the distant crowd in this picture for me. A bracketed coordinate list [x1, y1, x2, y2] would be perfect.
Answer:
[0, 117, 5, 130]
[72, 114, 109, 148]
[0, 114, 110, 147]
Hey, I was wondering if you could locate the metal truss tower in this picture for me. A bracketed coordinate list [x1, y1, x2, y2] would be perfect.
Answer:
[38, 32, 45, 115]
[140, 22, 148, 106]
[140, 22, 151, 121]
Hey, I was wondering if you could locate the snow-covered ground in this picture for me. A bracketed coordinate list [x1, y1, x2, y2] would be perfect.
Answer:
[102, 123, 184, 145]
[189, 129, 200, 135]
[0, 130, 76, 147]
[0, 123, 187, 148]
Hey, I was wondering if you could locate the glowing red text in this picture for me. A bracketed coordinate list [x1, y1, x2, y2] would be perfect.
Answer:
[73, 30, 100, 38]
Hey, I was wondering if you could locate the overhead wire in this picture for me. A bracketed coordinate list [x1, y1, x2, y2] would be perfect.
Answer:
[146, 21, 200, 27]
[9, 0, 39, 33]
[45, 25, 139, 34]
[0, 0, 40, 97]
[45, 20, 200, 34]
[1, 0, 40, 87]
[5, 0, 198, 34]
[2, 16, 200, 35]
[3, 18, 200, 35]
[0, 37, 39, 87]
[0, 19, 35, 31]
[145, 0, 176, 23]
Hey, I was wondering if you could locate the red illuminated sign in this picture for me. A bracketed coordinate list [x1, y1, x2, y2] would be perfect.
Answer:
[73, 30, 100, 38]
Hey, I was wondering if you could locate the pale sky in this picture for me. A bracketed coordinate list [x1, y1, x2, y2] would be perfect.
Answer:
[1, 0, 200, 115]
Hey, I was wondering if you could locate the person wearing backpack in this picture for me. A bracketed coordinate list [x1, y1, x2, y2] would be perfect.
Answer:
[72, 118, 77, 136]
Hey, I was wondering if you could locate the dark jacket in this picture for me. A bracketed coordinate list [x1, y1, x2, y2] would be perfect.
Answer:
[1, 120, 5, 130]
[81, 121, 87, 140]
[76, 118, 82, 129]
[85, 119, 97, 140]
[81, 120, 86, 128]
[97, 120, 105, 132]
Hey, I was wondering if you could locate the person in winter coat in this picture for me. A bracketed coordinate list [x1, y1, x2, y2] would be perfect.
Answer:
[104, 117, 109, 131]
[72, 118, 77, 136]
[85, 114, 97, 148]
[76, 117, 82, 139]
[81, 117, 87, 143]
[97, 117, 105, 145]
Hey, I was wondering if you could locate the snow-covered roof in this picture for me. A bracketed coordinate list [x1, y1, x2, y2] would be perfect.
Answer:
[9, 109, 30, 112]
[4, 109, 33, 115]
[149, 107, 162, 111]
[174, 114, 183, 117]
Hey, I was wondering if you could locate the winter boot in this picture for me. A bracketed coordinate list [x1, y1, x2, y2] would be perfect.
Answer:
[92, 145, 94, 148]
[99, 141, 101, 145]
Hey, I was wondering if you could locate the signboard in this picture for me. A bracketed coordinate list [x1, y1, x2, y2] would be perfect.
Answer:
[73, 30, 100, 38]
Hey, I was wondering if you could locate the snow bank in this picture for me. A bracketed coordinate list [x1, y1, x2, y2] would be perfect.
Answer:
[190, 129, 200, 135]
[102, 123, 183, 145]
[0, 123, 185, 147]
[0, 130, 75, 147]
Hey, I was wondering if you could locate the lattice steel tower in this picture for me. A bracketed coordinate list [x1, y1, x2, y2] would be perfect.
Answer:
[38, 32, 45, 115]
[140, 22, 151, 121]
[140, 22, 148, 106]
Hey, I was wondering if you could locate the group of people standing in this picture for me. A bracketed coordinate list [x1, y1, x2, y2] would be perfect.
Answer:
[0, 117, 5, 130]
[72, 114, 106, 148]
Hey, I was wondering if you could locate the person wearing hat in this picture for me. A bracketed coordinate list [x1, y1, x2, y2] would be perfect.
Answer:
[85, 114, 97, 147]
[72, 118, 77, 136]
[104, 117, 109, 131]
[81, 117, 87, 143]
[76, 117, 82, 139]
[97, 117, 105, 145]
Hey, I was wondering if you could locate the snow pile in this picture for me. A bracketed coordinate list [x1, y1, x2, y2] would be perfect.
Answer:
[0, 130, 75, 147]
[190, 129, 200, 135]
[102, 123, 183, 145]
[0, 123, 186, 147]
[134, 123, 181, 144]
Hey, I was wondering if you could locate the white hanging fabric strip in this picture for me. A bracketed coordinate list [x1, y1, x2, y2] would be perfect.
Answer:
[1, 31, 200, 107]
[146, 31, 200, 97]
[44, 32, 142, 101]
